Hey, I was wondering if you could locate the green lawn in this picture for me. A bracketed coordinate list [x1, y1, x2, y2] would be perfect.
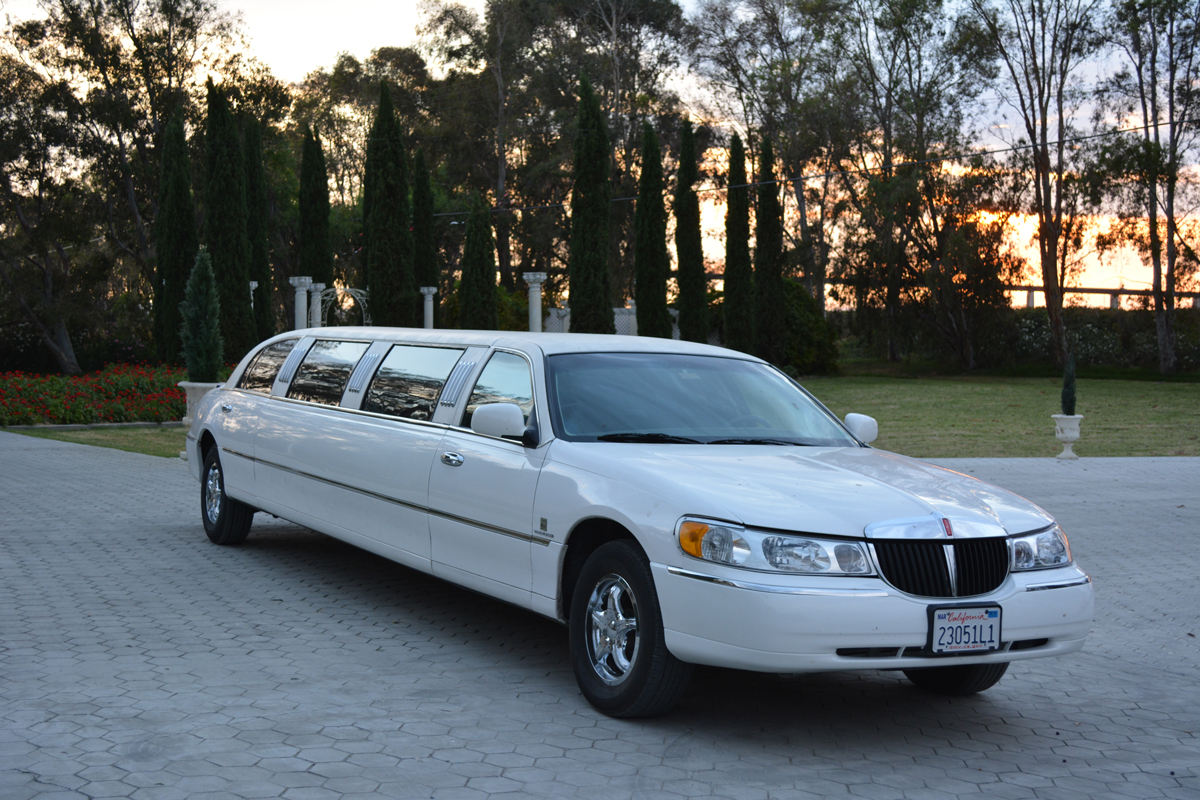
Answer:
[15, 426, 187, 459]
[9, 376, 1198, 459]
[803, 376, 1199, 458]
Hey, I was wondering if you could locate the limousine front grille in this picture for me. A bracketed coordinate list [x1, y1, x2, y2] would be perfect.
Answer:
[872, 538, 1009, 598]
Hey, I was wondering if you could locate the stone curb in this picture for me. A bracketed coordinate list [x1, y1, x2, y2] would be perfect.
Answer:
[1, 420, 184, 431]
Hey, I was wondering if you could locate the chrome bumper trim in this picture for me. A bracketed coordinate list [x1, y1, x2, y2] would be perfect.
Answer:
[1024, 574, 1092, 592]
[663, 565, 889, 597]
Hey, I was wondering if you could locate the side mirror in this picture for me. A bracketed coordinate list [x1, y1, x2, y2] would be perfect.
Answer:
[471, 402, 528, 440]
[844, 413, 878, 444]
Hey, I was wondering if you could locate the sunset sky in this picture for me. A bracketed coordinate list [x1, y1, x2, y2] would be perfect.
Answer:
[1, 0, 1160, 307]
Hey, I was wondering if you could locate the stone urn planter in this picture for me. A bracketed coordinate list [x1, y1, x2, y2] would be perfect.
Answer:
[1051, 414, 1083, 460]
[178, 381, 220, 429]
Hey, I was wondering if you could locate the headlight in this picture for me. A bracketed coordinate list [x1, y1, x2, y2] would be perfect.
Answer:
[1010, 524, 1072, 571]
[678, 519, 874, 575]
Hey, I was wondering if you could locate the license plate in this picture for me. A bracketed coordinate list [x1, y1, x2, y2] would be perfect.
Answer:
[929, 605, 1002, 654]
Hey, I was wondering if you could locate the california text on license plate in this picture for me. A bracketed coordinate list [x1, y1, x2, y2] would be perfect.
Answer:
[929, 605, 1002, 654]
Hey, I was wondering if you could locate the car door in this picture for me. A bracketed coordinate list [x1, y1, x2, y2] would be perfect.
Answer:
[211, 337, 302, 499]
[427, 349, 546, 607]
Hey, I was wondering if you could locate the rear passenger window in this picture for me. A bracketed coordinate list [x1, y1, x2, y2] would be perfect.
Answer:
[363, 346, 464, 421]
[239, 339, 297, 394]
[463, 351, 534, 428]
[286, 340, 370, 406]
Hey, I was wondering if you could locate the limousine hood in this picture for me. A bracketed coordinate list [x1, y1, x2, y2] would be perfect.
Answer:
[552, 442, 1054, 539]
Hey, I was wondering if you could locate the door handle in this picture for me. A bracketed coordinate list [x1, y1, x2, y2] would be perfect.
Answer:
[221, 404, 233, 413]
[441, 452, 464, 467]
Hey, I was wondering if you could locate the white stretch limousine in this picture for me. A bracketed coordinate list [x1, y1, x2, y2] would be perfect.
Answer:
[186, 328, 1093, 717]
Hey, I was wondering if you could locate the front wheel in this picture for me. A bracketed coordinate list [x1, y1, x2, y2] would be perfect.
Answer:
[569, 540, 692, 717]
[903, 662, 1009, 695]
[201, 448, 253, 545]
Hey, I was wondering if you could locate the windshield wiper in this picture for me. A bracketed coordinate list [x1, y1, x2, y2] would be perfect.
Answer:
[708, 438, 809, 446]
[596, 432, 702, 444]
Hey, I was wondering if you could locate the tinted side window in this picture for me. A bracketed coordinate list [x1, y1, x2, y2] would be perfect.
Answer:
[286, 340, 370, 406]
[363, 346, 464, 421]
[238, 340, 297, 394]
[463, 351, 534, 428]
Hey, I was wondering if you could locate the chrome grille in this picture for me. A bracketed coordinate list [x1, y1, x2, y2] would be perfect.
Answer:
[872, 538, 1008, 598]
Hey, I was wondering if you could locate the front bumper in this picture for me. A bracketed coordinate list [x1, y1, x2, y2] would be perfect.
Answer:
[652, 561, 1093, 673]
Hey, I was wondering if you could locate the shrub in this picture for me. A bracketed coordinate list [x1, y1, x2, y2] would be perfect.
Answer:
[0, 364, 187, 426]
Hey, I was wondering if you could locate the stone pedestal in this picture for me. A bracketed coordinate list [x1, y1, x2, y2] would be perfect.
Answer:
[420, 287, 437, 329]
[1052, 414, 1083, 460]
[523, 272, 547, 332]
[309, 283, 325, 328]
[177, 381, 220, 443]
[288, 276, 312, 330]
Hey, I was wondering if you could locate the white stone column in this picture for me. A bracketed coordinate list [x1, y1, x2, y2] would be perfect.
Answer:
[523, 272, 547, 332]
[309, 282, 325, 328]
[288, 276, 312, 330]
[1026, 289, 1036, 308]
[420, 286, 437, 329]
[248, 281, 258, 310]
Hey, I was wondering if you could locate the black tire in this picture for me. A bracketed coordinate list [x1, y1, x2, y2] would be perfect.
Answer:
[201, 448, 253, 546]
[568, 540, 692, 717]
[903, 662, 1009, 695]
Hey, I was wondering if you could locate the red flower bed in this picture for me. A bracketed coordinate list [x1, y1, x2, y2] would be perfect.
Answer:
[0, 364, 189, 426]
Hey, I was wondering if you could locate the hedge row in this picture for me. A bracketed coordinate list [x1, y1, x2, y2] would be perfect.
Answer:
[0, 363, 186, 427]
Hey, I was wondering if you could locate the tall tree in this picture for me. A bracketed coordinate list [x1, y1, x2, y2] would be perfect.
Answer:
[723, 133, 755, 353]
[568, 77, 616, 334]
[298, 125, 334, 289]
[459, 195, 500, 330]
[1095, 0, 1200, 374]
[364, 83, 416, 327]
[634, 123, 673, 338]
[690, 0, 847, 311]
[839, 0, 997, 359]
[412, 149, 440, 327]
[179, 249, 223, 383]
[422, 0, 548, 290]
[970, 0, 1102, 366]
[243, 116, 274, 341]
[675, 119, 708, 343]
[154, 110, 198, 364]
[204, 78, 255, 358]
[754, 136, 786, 364]
[0, 45, 93, 375]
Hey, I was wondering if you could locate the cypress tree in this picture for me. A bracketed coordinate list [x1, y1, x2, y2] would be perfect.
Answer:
[412, 149, 439, 326]
[675, 119, 708, 343]
[299, 125, 333, 289]
[244, 116, 274, 341]
[179, 249, 223, 383]
[364, 84, 416, 327]
[634, 122, 673, 339]
[568, 76, 615, 334]
[154, 109, 197, 364]
[204, 78, 255, 357]
[723, 133, 754, 353]
[754, 135, 786, 365]
[458, 195, 499, 331]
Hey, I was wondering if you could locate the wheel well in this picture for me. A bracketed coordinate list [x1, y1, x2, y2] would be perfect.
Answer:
[198, 431, 216, 465]
[560, 518, 639, 622]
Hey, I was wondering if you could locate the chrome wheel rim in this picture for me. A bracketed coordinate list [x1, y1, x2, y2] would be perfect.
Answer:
[204, 463, 223, 524]
[585, 573, 640, 686]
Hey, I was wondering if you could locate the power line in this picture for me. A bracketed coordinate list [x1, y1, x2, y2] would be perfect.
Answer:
[429, 116, 1200, 218]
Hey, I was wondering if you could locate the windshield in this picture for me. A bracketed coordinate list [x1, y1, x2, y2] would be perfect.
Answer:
[546, 352, 858, 446]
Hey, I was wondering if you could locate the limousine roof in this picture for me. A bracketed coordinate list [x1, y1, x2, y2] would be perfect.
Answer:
[260, 327, 762, 361]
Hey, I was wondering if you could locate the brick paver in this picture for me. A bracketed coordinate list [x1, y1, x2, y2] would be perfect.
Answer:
[1, 431, 1197, 799]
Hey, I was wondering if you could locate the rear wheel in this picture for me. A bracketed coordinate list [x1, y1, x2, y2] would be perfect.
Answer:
[201, 448, 253, 545]
[569, 540, 692, 717]
[903, 662, 1009, 695]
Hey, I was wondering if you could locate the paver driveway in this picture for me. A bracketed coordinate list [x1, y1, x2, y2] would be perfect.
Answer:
[1, 430, 1197, 799]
